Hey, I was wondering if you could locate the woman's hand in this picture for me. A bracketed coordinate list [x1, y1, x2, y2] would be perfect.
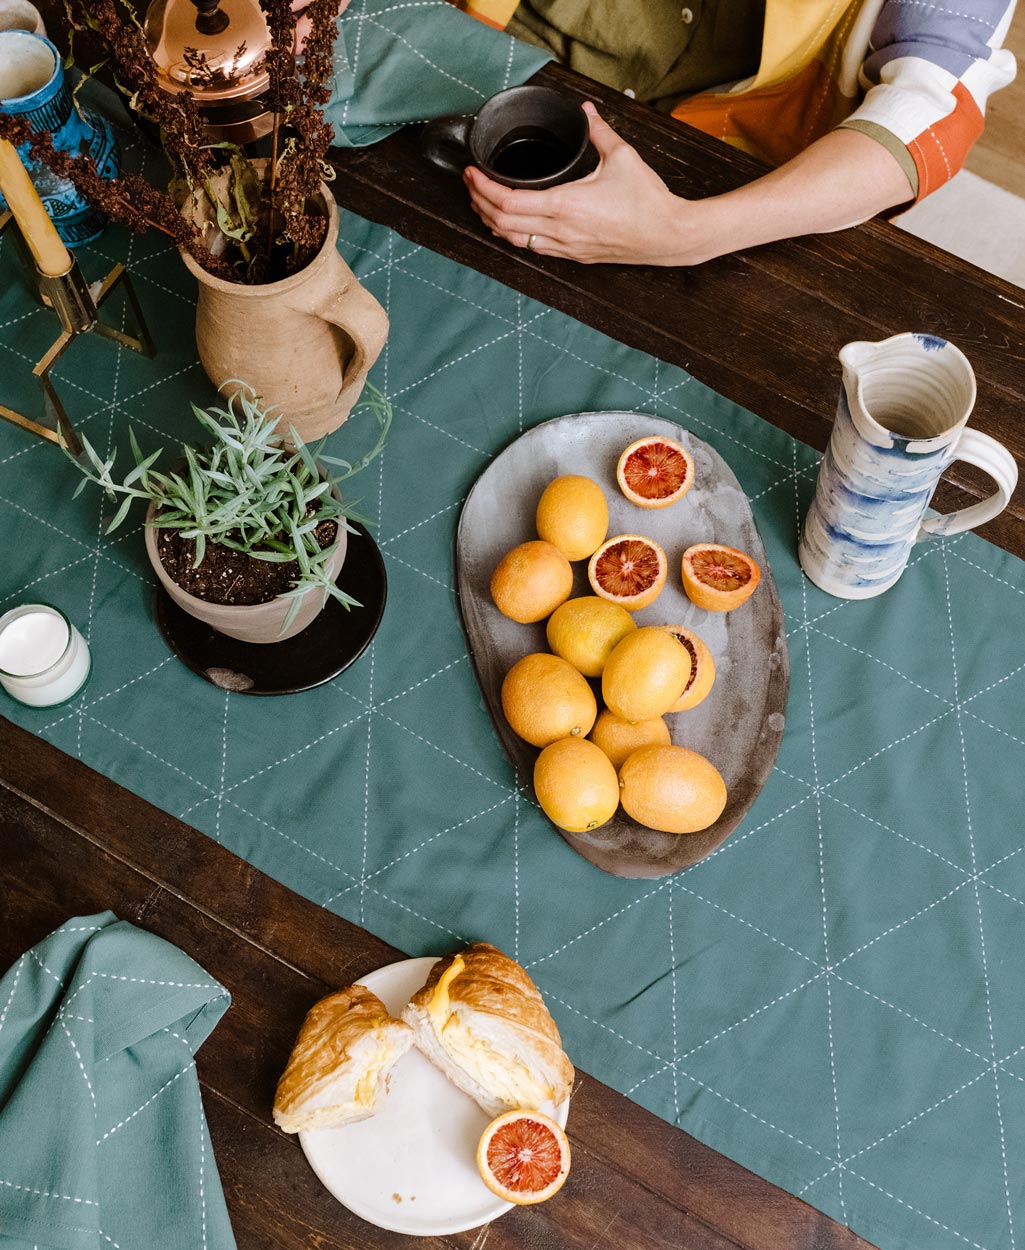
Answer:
[463, 102, 711, 266]
[464, 103, 917, 268]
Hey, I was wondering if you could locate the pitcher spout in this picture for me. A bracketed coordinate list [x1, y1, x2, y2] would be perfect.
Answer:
[836, 332, 975, 448]
[837, 340, 881, 427]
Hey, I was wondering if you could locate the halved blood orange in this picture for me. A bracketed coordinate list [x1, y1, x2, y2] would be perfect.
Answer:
[616, 435, 695, 509]
[660, 625, 716, 711]
[477, 1110, 571, 1205]
[681, 544, 761, 612]
[587, 534, 667, 611]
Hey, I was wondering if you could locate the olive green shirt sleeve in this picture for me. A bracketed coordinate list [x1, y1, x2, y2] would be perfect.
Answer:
[837, 118, 920, 198]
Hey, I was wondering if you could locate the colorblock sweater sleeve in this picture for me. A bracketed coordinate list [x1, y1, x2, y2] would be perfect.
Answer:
[839, 0, 1018, 201]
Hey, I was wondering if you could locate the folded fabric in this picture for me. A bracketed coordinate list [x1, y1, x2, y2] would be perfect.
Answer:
[0, 913, 235, 1250]
[326, 0, 552, 147]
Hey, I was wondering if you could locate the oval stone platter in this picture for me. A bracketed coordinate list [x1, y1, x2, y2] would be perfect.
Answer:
[455, 412, 789, 879]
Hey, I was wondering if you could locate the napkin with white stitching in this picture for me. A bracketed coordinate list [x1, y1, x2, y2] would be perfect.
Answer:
[0, 912, 235, 1250]
[326, 0, 552, 147]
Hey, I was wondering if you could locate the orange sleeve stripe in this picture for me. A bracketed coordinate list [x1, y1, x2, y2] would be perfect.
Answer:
[907, 81, 984, 202]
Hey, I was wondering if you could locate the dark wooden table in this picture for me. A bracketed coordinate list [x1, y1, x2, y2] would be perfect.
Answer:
[329, 62, 1025, 561]
[8, 41, 1025, 1250]
[0, 716, 870, 1250]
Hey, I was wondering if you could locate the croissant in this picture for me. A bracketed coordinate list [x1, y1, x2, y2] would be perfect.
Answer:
[273, 984, 413, 1133]
[402, 942, 574, 1119]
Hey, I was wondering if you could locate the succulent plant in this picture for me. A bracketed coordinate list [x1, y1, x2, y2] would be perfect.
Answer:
[67, 383, 391, 629]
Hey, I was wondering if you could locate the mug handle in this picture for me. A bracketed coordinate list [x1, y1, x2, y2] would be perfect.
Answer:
[917, 429, 1019, 540]
[420, 114, 474, 175]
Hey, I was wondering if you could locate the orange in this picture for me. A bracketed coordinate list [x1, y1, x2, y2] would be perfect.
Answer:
[477, 1110, 571, 1205]
[601, 626, 693, 723]
[616, 435, 695, 509]
[535, 474, 609, 561]
[618, 745, 727, 834]
[546, 596, 637, 678]
[587, 534, 667, 611]
[501, 653, 597, 748]
[660, 625, 716, 712]
[534, 737, 620, 833]
[588, 709, 670, 771]
[491, 540, 573, 624]
[681, 543, 761, 612]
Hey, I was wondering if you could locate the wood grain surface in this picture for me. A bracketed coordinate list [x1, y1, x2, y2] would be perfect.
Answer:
[963, 7, 1025, 198]
[327, 63, 1025, 560]
[0, 716, 873, 1250]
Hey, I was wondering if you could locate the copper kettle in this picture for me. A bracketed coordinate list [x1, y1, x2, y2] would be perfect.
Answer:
[144, 0, 295, 144]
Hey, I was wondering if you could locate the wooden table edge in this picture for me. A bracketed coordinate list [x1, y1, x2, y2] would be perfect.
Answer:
[0, 715, 874, 1249]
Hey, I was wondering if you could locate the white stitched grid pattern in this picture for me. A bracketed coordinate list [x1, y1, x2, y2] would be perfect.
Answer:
[2, 72, 1025, 1250]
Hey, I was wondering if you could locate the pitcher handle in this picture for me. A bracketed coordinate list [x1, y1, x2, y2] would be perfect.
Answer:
[917, 429, 1019, 541]
[299, 274, 390, 420]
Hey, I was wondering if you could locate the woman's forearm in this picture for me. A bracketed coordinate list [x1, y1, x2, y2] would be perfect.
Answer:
[668, 129, 916, 265]
[465, 106, 917, 267]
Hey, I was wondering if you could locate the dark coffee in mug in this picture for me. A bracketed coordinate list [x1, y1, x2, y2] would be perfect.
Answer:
[420, 85, 598, 190]
[489, 127, 573, 180]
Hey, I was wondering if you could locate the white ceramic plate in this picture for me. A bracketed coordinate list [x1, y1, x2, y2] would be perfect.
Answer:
[298, 957, 570, 1236]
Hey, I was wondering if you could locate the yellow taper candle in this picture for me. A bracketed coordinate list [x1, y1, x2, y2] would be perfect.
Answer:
[0, 137, 71, 276]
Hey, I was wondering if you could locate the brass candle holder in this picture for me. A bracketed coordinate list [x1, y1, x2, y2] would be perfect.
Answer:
[0, 210, 155, 457]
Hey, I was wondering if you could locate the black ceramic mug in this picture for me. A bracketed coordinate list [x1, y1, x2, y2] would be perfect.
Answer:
[420, 85, 599, 189]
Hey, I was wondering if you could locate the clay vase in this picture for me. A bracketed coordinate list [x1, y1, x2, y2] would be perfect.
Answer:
[144, 503, 347, 644]
[180, 188, 389, 443]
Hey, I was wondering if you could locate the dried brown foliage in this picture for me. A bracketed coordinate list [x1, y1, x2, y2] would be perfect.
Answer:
[20, 0, 345, 281]
[64, 0, 212, 185]
[0, 113, 235, 279]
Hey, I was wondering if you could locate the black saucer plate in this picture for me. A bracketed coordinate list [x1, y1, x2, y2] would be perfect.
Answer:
[155, 522, 387, 695]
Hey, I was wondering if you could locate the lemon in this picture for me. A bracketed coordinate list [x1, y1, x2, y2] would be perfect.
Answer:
[535, 475, 609, 561]
[501, 653, 597, 748]
[618, 745, 727, 834]
[588, 709, 670, 770]
[534, 738, 620, 833]
[602, 626, 693, 723]
[546, 596, 637, 678]
[491, 540, 573, 624]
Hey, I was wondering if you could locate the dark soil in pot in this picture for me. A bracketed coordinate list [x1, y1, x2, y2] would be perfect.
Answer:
[155, 520, 338, 607]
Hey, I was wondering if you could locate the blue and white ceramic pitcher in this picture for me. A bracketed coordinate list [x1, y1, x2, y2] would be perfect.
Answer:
[799, 333, 1018, 599]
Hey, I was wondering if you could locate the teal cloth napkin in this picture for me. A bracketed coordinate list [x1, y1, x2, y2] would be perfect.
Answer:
[0, 914, 235, 1250]
[326, 0, 552, 146]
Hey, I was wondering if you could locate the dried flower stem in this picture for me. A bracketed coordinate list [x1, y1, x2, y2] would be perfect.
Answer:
[0, 113, 235, 280]
[21, 0, 345, 281]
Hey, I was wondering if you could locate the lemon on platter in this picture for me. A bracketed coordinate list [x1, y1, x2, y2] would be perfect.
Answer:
[534, 737, 620, 833]
[546, 596, 637, 678]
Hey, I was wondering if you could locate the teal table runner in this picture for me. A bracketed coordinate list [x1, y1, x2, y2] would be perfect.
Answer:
[327, 0, 551, 147]
[3, 109, 1025, 1250]
[0, 913, 234, 1250]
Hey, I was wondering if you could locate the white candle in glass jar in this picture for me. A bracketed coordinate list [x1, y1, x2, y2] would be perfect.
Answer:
[0, 603, 91, 706]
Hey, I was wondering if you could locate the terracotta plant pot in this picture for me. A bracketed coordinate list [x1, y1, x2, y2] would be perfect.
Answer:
[144, 503, 347, 644]
[180, 186, 389, 443]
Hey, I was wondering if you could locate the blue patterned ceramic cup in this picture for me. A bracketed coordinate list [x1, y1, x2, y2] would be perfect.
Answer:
[0, 30, 119, 246]
[799, 333, 1018, 599]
